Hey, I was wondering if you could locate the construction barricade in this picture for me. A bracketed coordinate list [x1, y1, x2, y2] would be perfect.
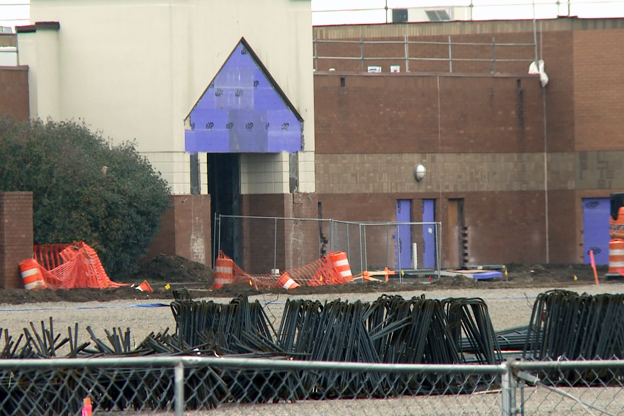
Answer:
[214, 250, 355, 290]
[23, 241, 126, 290]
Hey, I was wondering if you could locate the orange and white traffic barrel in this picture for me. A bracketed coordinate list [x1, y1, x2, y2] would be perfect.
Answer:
[19, 259, 46, 290]
[329, 252, 353, 282]
[212, 257, 233, 289]
[608, 239, 624, 275]
[277, 273, 299, 289]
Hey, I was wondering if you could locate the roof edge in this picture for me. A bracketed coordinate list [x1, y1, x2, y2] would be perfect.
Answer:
[16, 21, 60, 34]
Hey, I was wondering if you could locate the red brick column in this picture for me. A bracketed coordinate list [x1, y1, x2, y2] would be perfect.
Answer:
[0, 192, 33, 288]
[143, 194, 212, 266]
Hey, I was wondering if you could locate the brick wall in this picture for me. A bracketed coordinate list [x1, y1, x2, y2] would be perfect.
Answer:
[314, 73, 544, 154]
[144, 195, 211, 266]
[312, 19, 624, 266]
[313, 71, 554, 265]
[574, 29, 624, 151]
[288, 192, 319, 270]
[315, 190, 548, 267]
[314, 18, 624, 156]
[0, 192, 33, 289]
[0, 67, 29, 121]
[462, 191, 547, 264]
[548, 189, 577, 263]
[316, 152, 549, 195]
[237, 193, 319, 274]
[541, 30, 575, 153]
[240, 194, 287, 273]
[143, 198, 176, 261]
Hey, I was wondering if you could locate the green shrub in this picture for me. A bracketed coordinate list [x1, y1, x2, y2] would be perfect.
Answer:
[0, 117, 171, 279]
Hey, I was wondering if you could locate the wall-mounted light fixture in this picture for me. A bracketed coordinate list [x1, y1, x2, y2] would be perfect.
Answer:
[414, 163, 426, 181]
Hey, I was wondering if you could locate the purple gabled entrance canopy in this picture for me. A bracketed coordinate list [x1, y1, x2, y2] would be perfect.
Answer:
[185, 38, 303, 153]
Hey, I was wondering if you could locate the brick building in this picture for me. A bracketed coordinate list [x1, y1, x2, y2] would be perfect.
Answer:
[313, 17, 624, 268]
[2, 15, 623, 278]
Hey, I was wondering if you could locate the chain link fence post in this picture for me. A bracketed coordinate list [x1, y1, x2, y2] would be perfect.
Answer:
[175, 361, 184, 416]
[502, 361, 517, 416]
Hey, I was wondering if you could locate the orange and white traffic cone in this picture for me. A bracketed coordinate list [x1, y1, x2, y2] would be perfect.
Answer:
[19, 259, 46, 290]
[212, 256, 234, 289]
[329, 252, 353, 283]
[134, 280, 153, 292]
[277, 273, 300, 289]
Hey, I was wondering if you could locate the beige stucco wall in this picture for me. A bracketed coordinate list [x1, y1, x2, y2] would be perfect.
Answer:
[20, 0, 315, 194]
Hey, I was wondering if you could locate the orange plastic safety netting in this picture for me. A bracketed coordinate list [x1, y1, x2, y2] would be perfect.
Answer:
[214, 251, 353, 290]
[33, 241, 127, 289]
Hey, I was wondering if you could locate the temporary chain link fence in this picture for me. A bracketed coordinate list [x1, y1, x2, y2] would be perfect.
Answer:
[1, 357, 624, 415]
[329, 220, 442, 277]
[511, 360, 624, 416]
[215, 215, 441, 278]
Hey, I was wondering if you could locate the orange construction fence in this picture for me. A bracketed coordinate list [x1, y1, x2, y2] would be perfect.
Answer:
[212, 251, 354, 290]
[26, 241, 127, 290]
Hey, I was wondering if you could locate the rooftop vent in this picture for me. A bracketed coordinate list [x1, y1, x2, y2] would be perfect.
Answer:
[425, 9, 451, 21]
[392, 9, 408, 23]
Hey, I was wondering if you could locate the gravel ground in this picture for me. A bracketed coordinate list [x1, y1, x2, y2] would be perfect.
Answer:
[1, 281, 623, 353]
[2, 281, 624, 415]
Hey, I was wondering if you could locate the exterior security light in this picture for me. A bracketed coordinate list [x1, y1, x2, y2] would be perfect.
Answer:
[414, 163, 426, 181]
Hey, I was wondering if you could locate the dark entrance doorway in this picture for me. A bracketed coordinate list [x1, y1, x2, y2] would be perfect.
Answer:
[208, 153, 241, 265]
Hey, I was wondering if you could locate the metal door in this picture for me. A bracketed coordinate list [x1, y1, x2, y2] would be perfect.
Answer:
[582, 198, 609, 265]
[423, 199, 436, 268]
[395, 200, 412, 269]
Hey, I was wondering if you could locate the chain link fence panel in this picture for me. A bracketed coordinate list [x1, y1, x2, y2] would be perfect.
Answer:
[0, 357, 506, 416]
[3, 357, 624, 415]
[216, 215, 441, 278]
[512, 360, 624, 415]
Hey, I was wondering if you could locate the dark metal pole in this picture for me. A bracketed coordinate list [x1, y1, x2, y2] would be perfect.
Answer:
[274, 218, 277, 272]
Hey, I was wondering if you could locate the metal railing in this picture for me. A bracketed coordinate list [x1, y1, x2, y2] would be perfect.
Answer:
[215, 214, 442, 278]
[1, 356, 624, 415]
[311, 1, 624, 25]
[313, 35, 536, 74]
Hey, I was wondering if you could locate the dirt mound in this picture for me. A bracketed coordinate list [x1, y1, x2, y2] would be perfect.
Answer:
[126, 254, 213, 285]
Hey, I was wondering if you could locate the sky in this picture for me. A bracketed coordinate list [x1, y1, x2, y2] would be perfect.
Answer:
[0, 0, 28, 30]
[1, 0, 624, 30]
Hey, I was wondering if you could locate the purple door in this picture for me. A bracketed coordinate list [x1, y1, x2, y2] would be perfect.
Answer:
[396, 200, 412, 269]
[423, 199, 436, 268]
[583, 198, 609, 265]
